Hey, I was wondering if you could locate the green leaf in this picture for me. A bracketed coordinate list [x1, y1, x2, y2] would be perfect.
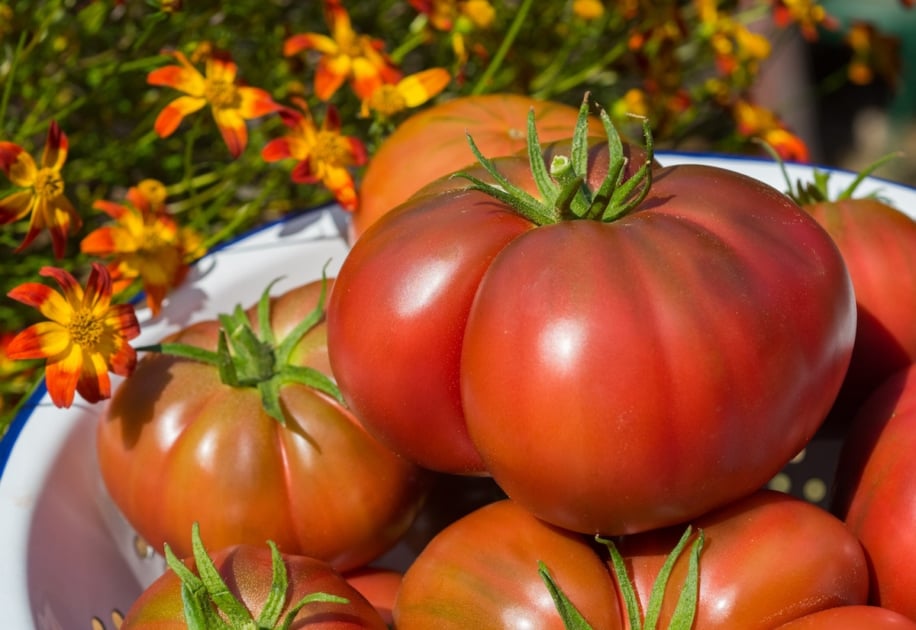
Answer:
[255, 541, 289, 628]
[188, 523, 256, 626]
[668, 530, 705, 630]
[642, 526, 694, 630]
[538, 561, 594, 630]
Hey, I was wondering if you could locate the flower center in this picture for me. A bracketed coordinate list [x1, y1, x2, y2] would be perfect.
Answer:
[367, 85, 407, 118]
[34, 168, 64, 199]
[204, 78, 240, 110]
[68, 309, 104, 349]
[312, 130, 352, 167]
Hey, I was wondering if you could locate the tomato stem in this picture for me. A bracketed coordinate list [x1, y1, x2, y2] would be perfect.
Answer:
[135, 269, 344, 426]
[163, 522, 349, 630]
[456, 92, 654, 226]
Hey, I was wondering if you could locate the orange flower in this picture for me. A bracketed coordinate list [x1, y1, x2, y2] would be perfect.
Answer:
[262, 98, 367, 211]
[360, 68, 451, 118]
[409, 0, 495, 31]
[80, 179, 204, 316]
[283, 0, 401, 101]
[0, 121, 81, 258]
[6, 263, 141, 408]
[572, 0, 605, 20]
[771, 0, 837, 41]
[147, 47, 281, 158]
[734, 100, 810, 163]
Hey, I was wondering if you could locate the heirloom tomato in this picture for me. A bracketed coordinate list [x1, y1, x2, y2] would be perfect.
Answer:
[777, 155, 916, 427]
[97, 279, 429, 571]
[352, 93, 604, 240]
[121, 524, 386, 629]
[613, 490, 868, 629]
[832, 364, 916, 621]
[327, 97, 855, 536]
[393, 499, 623, 629]
[773, 606, 916, 629]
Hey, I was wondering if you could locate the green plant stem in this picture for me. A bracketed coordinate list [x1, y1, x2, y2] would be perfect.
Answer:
[471, 0, 535, 95]
[0, 31, 27, 135]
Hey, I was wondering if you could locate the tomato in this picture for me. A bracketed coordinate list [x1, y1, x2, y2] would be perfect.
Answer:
[121, 534, 386, 629]
[97, 279, 429, 571]
[613, 490, 868, 629]
[342, 567, 403, 627]
[327, 103, 855, 536]
[832, 364, 916, 621]
[783, 163, 916, 427]
[352, 93, 605, 240]
[393, 499, 623, 629]
[773, 606, 916, 629]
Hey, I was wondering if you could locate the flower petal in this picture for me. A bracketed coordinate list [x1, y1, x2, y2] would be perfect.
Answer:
[236, 86, 281, 119]
[44, 347, 82, 408]
[0, 190, 35, 224]
[397, 68, 451, 107]
[283, 33, 338, 57]
[0, 144, 37, 187]
[76, 350, 111, 403]
[315, 56, 351, 100]
[148, 58, 205, 96]
[40, 121, 68, 170]
[5, 321, 72, 360]
[154, 96, 207, 138]
[212, 108, 248, 158]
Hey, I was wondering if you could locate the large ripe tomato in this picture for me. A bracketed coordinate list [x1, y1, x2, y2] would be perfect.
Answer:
[352, 93, 604, 239]
[832, 363, 916, 621]
[97, 279, 429, 571]
[121, 533, 387, 629]
[327, 103, 855, 535]
[782, 162, 916, 427]
[393, 499, 623, 629]
[773, 606, 916, 629]
[613, 490, 868, 629]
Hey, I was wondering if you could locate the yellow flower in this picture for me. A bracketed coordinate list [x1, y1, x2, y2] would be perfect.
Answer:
[0, 121, 82, 259]
[734, 100, 810, 163]
[772, 0, 837, 41]
[262, 98, 368, 211]
[80, 179, 204, 316]
[147, 47, 281, 159]
[283, 0, 401, 101]
[6, 263, 141, 408]
[573, 0, 605, 20]
[360, 68, 451, 119]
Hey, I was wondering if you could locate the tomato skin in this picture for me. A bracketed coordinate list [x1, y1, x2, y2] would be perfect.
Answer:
[803, 198, 916, 423]
[773, 606, 916, 629]
[328, 138, 654, 475]
[393, 499, 623, 630]
[120, 543, 387, 629]
[97, 280, 429, 571]
[353, 93, 605, 239]
[615, 490, 868, 630]
[463, 164, 855, 534]
[832, 364, 916, 621]
[342, 567, 403, 627]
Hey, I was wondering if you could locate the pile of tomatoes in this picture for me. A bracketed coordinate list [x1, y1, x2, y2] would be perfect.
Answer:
[99, 95, 916, 629]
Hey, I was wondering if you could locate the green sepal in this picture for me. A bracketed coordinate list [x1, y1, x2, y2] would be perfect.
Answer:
[163, 522, 350, 630]
[454, 92, 654, 227]
[538, 561, 594, 630]
[135, 267, 343, 427]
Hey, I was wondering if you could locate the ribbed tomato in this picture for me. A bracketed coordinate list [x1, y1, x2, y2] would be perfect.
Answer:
[352, 93, 604, 239]
[97, 279, 429, 571]
[327, 101, 855, 536]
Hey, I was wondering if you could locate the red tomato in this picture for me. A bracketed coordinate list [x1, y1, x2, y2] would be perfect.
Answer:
[327, 107, 855, 535]
[352, 93, 604, 239]
[342, 567, 403, 627]
[393, 499, 623, 629]
[614, 490, 868, 629]
[773, 606, 916, 629]
[832, 364, 916, 621]
[789, 170, 916, 426]
[121, 539, 386, 629]
[97, 280, 429, 571]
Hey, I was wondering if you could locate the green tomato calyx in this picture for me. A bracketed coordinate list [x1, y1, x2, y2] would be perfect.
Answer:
[761, 139, 903, 206]
[164, 522, 349, 630]
[136, 269, 343, 426]
[539, 525, 704, 630]
[456, 92, 655, 225]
